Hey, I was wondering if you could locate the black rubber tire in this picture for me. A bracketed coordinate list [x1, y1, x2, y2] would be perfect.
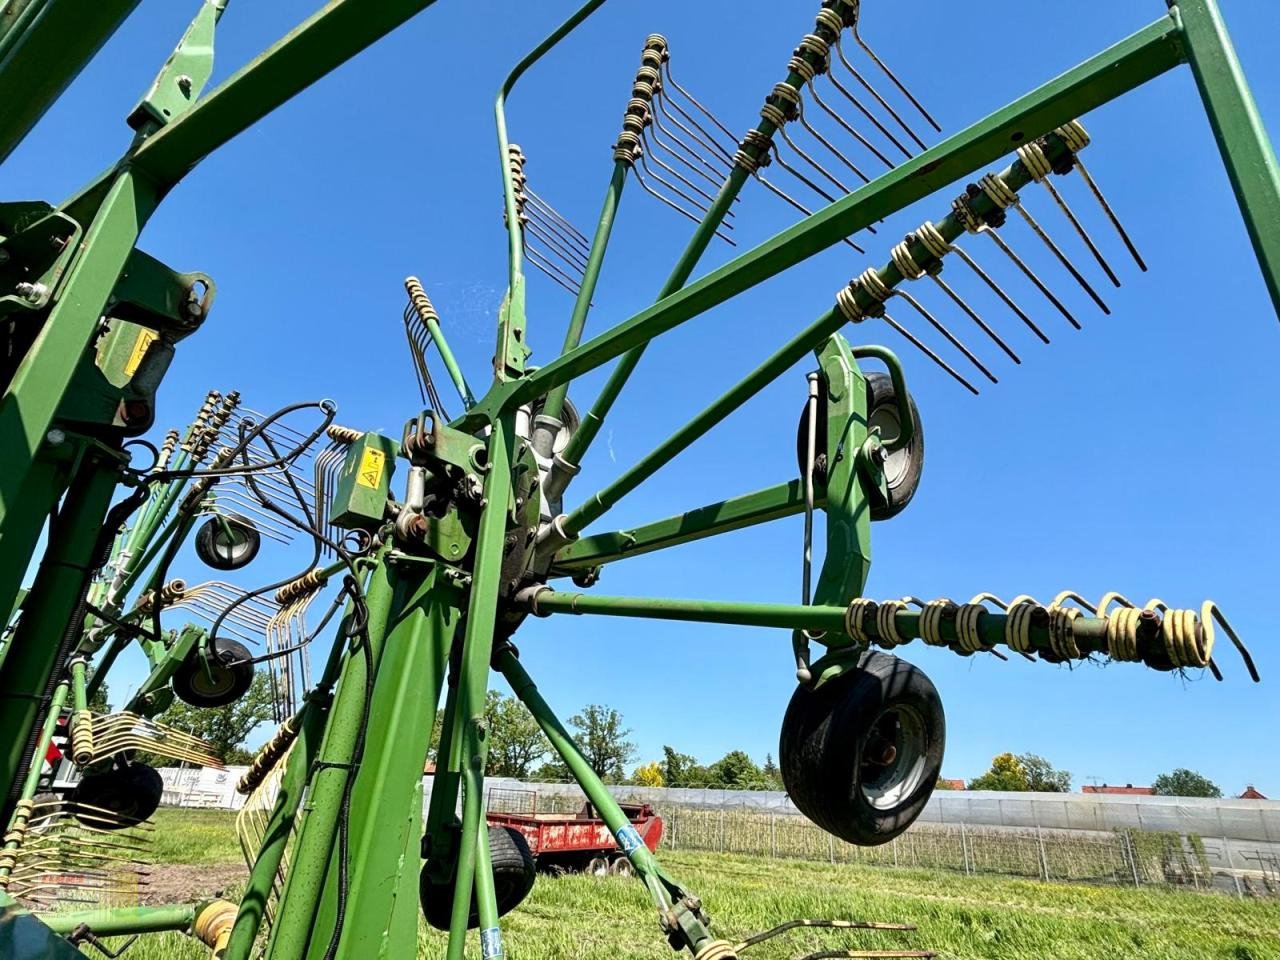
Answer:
[780, 651, 944, 846]
[194, 514, 261, 571]
[172, 637, 255, 708]
[421, 825, 536, 931]
[796, 371, 924, 521]
[69, 763, 163, 830]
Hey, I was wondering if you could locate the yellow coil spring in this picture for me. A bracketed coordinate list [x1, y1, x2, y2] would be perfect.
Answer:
[694, 941, 737, 960]
[193, 899, 238, 957]
[325, 424, 364, 445]
[237, 713, 301, 795]
[274, 568, 327, 605]
[0, 798, 35, 882]
[70, 709, 95, 766]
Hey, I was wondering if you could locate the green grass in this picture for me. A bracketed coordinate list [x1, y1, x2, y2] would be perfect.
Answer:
[150, 807, 245, 864]
[54, 811, 1280, 960]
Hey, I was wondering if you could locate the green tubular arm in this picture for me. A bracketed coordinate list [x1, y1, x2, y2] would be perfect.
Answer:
[853, 345, 912, 452]
[466, 13, 1185, 425]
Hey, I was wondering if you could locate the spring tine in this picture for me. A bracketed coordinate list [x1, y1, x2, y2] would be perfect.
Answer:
[949, 245, 1049, 344]
[756, 173, 864, 253]
[1073, 158, 1147, 271]
[656, 89, 736, 165]
[525, 215, 591, 271]
[982, 229, 1082, 330]
[525, 189, 590, 248]
[641, 130, 732, 207]
[795, 105, 875, 185]
[1011, 201, 1110, 313]
[882, 312, 979, 395]
[637, 151, 727, 226]
[833, 39, 928, 151]
[524, 246, 583, 294]
[894, 289, 998, 384]
[660, 61, 738, 143]
[651, 107, 732, 180]
[633, 166, 736, 245]
[823, 70, 914, 160]
[1038, 177, 1121, 287]
[645, 123, 727, 189]
[852, 23, 941, 132]
[522, 205, 591, 265]
[929, 275, 1020, 364]
[809, 78, 902, 166]
[780, 128, 853, 195]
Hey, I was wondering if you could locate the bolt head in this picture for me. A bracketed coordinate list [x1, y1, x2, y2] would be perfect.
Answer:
[46, 429, 66, 446]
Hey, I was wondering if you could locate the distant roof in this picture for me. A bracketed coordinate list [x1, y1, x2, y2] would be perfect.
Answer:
[1082, 784, 1155, 795]
[939, 779, 966, 791]
[1239, 785, 1268, 800]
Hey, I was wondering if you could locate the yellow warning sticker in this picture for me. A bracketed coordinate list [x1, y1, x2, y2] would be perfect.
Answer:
[356, 447, 385, 490]
[124, 328, 159, 376]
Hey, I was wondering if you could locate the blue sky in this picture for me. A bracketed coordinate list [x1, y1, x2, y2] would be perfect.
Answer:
[9, 0, 1278, 795]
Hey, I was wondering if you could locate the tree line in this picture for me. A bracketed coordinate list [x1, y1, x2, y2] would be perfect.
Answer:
[944, 752, 1225, 798]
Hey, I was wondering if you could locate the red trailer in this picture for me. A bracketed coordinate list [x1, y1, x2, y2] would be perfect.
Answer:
[486, 800, 663, 876]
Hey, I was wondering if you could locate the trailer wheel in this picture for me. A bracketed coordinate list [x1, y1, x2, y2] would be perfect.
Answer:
[194, 514, 261, 571]
[172, 638, 254, 708]
[780, 651, 943, 846]
[69, 763, 163, 830]
[607, 857, 634, 878]
[421, 825, 535, 931]
[586, 856, 610, 876]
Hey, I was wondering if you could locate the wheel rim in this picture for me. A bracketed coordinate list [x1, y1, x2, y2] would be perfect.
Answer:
[188, 659, 236, 699]
[212, 526, 253, 564]
[858, 704, 928, 811]
[869, 403, 910, 489]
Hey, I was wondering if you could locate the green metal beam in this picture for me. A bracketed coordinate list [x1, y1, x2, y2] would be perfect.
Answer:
[39, 903, 197, 937]
[552, 479, 811, 572]
[484, 14, 1185, 417]
[1173, 0, 1280, 318]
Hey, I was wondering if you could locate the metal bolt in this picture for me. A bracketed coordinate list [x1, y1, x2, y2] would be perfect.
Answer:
[177, 74, 193, 93]
[46, 429, 66, 447]
[15, 282, 46, 303]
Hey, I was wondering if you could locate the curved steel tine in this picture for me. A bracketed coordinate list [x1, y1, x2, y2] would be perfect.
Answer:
[780, 128, 853, 195]
[1012, 200, 1110, 313]
[633, 165, 736, 245]
[402, 308, 431, 406]
[523, 204, 591, 263]
[852, 22, 942, 132]
[807, 79, 898, 168]
[1072, 158, 1147, 271]
[525, 215, 591, 271]
[655, 88, 735, 165]
[949, 244, 1049, 344]
[794, 101, 874, 184]
[637, 150, 729, 227]
[525, 188, 590, 248]
[660, 61, 738, 143]
[640, 135, 732, 214]
[645, 121, 728, 189]
[755, 172, 865, 253]
[651, 105, 732, 180]
[894, 289, 998, 384]
[882, 312, 979, 395]
[833, 38, 928, 151]
[525, 245, 584, 294]
[981, 229, 1082, 330]
[929, 274, 1020, 363]
[1038, 176, 1121, 287]
[823, 69, 914, 160]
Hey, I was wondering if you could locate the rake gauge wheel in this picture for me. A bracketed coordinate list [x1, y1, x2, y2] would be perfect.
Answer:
[780, 651, 944, 846]
[69, 763, 164, 830]
[194, 514, 261, 571]
[172, 637, 255, 707]
[420, 824, 536, 930]
[796, 371, 924, 521]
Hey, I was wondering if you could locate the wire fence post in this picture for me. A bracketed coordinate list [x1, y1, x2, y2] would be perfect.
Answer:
[961, 822, 971, 876]
[718, 808, 725, 852]
[828, 834, 835, 865]
[1036, 826, 1049, 881]
[892, 836, 899, 868]
[770, 813, 777, 859]
[1223, 836, 1244, 899]
[1125, 830, 1141, 887]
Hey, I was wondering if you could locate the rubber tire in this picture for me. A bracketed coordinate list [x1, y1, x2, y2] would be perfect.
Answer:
[420, 825, 536, 931]
[69, 763, 163, 830]
[172, 637, 255, 708]
[194, 514, 261, 571]
[607, 857, 634, 878]
[780, 651, 944, 846]
[795, 371, 924, 521]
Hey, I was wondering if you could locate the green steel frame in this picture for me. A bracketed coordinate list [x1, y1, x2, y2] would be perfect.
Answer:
[0, 1, 1276, 959]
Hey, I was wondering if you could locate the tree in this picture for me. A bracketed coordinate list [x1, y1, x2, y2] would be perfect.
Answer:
[761, 753, 783, 789]
[706, 750, 766, 789]
[969, 752, 1071, 792]
[569, 704, 635, 782]
[151, 671, 276, 763]
[1153, 768, 1222, 798]
[660, 746, 708, 788]
[86, 674, 110, 713]
[632, 761, 664, 787]
[485, 691, 550, 778]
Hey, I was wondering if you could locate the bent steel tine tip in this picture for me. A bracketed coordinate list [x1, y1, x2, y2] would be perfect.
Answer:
[895, 289, 999, 384]
[984, 229, 1083, 330]
[851, 24, 942, 133]
[1013, 201, 1111, 314]
[882, 312, 979, 396]
[1074, 158, 1148, 272]
[806, 79, 898, 169]
[951, 244, 1050, 344]
[930, 274, 1020, 364]
[833, 37, 928, 151]
[756, 174, 864, 252]
[1038, 176, 1121, 288]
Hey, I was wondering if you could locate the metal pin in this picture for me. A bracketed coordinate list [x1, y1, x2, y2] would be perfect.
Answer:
[633, 166, 735, 245]
[948, 245, 1050, 344]
[893, 289, 998, 384]
[882, 313, 979, 395]
[821, 70, 913, 161]
[833, 38, 928, 152]
[1037, 175, 1121, 287]
[755, 173, 865, 253]
[929, 275, 1020, 364]
[852, 22, 942, 132]
[1011, 200, 1111, 314]
[1073, 158, 1148, 271]
[806, 80, 898, 169]
[981, 229, 1082, 330]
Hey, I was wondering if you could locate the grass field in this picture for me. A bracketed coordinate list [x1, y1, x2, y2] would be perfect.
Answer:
[55, 810, 1280, 959]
